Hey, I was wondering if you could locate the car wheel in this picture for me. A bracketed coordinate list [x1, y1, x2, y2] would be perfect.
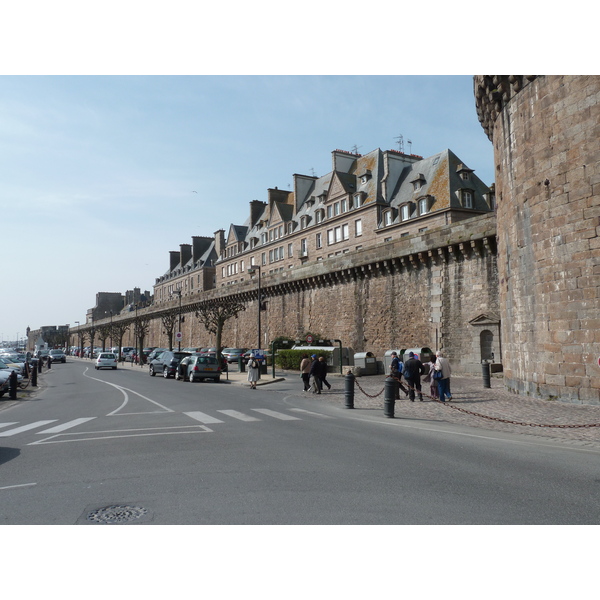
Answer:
[214, 377, 220, 383]
[149, 366, 155, 376]
[112, 366, 117, 370]
[175, 371, 180, 380]
[163, 367, 169, 378]
[188, 373, 194, 382]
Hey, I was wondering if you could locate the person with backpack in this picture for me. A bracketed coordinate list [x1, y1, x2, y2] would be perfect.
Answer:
[389, 351, 408, 399]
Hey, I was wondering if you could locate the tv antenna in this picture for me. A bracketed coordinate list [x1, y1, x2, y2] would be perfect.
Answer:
[407, 139, 412, 154]
[351, 144, 362, 154]
[394, 135, 404, 153]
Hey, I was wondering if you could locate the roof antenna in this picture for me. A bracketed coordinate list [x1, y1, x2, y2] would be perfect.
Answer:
[407, 139, 412, 154]
[310, 167, 316, 177]
[394, 135, 404, 153]
[351, 144, 361, 154]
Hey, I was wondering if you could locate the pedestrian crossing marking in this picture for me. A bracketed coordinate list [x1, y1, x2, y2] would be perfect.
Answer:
[0, 420, 57, 437]
[37, 418, 96, 434]
[251, 409, 301, 421]
[217, 410, 261, 422]
[289, 408, 333, 418]
[184, 411, 225, 424]
[0, 422, 19, 430]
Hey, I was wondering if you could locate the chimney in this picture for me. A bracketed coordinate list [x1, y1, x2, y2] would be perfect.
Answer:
[214, 229, 225, 258]
[169, 251, 180, 272]
[180, 243, 192, 267]
[192, 236, 212, 263]
[249, 200, 266, 228]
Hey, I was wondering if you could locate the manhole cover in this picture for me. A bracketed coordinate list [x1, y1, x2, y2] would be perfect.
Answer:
[87, 505, 148, 524]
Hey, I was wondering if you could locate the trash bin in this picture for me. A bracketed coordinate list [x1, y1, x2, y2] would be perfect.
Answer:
[402, 347, 433, 363]
[353, 352, 378, 375]
[238, 357, 245, 372]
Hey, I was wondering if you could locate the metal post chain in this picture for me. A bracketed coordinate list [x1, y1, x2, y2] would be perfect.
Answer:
[350, 375, 600, 429]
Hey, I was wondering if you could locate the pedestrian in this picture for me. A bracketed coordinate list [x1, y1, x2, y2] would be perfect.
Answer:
[318, 356, 331, 390]
[300, 353, 311, 391]
[247, 353, 259, 390]
[309, 354, 322, 394]
[424, 354, 439, 399]
[434, 350, 452, 402]
[388, 351, 408, 398]
[403, 351, 426, 401]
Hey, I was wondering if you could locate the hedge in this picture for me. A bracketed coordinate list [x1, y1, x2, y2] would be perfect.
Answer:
[275, 349, 333, 370]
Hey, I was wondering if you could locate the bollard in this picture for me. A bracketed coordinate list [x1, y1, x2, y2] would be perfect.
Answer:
[31, 362, 38, 387]
[344, 372, 355, 409]
[9, 370, 18, 400]
[238, 357, 245, 373]
[47, 356, 52, 370]
[384, 377, 396, 418]
[38, 358, 43, 373]
[481, 362, 491, 388]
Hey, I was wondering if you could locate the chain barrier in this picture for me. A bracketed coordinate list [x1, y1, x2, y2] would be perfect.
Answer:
[350, 374, 600, 429]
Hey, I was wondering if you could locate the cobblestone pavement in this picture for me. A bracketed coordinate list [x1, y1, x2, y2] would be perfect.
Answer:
[300, 373, 600, 449]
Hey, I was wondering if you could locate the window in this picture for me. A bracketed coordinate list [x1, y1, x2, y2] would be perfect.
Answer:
[327, 205, 333, 219]
[355, 219, 362, 236]
[354, 194, 363, 208]
[261, 252, 266, 266]
[333, 202, 340, 216]
[384, 237, 392, 242]
[288, 243, 293, 257]
[341, 199, 347, 213]
[316, 210, 324, 224]
[316, 233, 322, 249]
[335, 226, 342, 243]
[461, 171, 470, 181]
[418, 198, 429, 215]
[384, 210, 393, 226]
[342, 224, 349, 240]
[413, 181, 421, 191]
[327, 229, 334, 245]
[300, 239, 307, 256]
[401, 204, 411, 221]
[462, 190, 473, 209]
[301, 216, 308, 229]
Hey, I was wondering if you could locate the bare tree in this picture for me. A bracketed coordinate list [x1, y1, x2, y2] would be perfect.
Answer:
[96, 324, 112, 351]
[195, 298, 246, 353]
[110, 320, 131, 362]
[133, 315, 152, 364]
[160, 309, 179, 351]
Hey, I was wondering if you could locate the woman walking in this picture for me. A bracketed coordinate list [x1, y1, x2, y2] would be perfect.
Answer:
[247, 353, 259, 390]
[300, 353, 311, 391]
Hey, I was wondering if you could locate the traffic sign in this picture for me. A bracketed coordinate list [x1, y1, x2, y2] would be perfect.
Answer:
[306, 335, 313, 344]
[175, 332, 183, 341]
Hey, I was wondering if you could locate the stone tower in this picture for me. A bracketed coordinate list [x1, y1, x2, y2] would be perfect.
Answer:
[474, 75, 600, 403]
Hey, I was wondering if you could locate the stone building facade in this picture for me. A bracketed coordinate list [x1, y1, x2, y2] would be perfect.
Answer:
[474, 75, 600, 403]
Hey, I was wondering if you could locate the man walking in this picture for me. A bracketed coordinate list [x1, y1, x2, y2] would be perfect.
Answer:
[309, 354, 322, 394]
[434, 350, 452, 402]
[403, 351, 426, 401]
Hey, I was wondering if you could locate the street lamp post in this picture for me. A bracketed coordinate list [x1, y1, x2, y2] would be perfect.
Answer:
[172, 290, 182, 351]
[247, 266, 262, 351]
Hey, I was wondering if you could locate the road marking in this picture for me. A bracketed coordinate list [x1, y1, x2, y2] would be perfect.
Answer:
[0, 483, 37, 491]
[37, 418, 96, 434]
[0, 422, 19, 430]
[184, 411, 225, 424]
[289, 408, 333, 418]
[217, 410, 261, 422]
[0, 420, 57, 437]
[251, 409, 301, 420]
[29, 425, 212, 445]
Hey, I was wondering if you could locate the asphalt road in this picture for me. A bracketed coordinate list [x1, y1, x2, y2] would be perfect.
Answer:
[1, 360, 600, 525]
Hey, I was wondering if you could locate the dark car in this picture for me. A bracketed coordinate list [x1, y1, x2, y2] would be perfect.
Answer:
[48, 349, 67, 363]
[177, 353, 222, 382]
[146, 348, 166, 363]
[149, 350, 191, 378]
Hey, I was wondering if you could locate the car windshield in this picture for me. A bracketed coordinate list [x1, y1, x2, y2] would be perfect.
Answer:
[173, 352, 191, 359]
[99, 354, 115, 359]
[50, 350, 62, 354]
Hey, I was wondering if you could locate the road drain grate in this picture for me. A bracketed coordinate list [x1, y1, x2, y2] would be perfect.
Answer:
[87, 505, 148, 524]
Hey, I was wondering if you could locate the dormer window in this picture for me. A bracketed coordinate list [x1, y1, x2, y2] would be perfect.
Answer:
[418, 197, 430, 216]
[383, 209, 394, 227]
[353, 192, 364, 208]
[315, 209, 325, 223]
[300, 216, 309, 229]
[411, 173, 426, 192]
[400, 203, 412, 222]
[461, 189, 474, 209]
[457, 164, 474, 182]
[358, 169, 372, 185]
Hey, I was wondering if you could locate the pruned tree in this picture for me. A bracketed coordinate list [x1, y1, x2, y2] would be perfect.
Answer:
[110, 320, 131, 362]
[160, 309, 179, 351]
[133, 315, 152, 364]
[96, 324, 112, 351]
[195, 298, 246, 353]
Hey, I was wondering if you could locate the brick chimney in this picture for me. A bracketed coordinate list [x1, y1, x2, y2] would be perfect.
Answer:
[214, 229, 225, 259]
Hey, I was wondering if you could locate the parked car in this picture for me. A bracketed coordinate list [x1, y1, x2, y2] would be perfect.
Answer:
[149, 350, 191, 378]
[0, 356, 25, 374]
[146, 348, 167, 363]
[200, 351, 228, 372]
[95, 352, 118, 370]
[222, 348, 248, 363]
[120, 347, 135, 360]
[48, 349, 66, 363]
[178, 353, 222, 382]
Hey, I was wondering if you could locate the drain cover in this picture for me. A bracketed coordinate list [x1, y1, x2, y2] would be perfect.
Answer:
[87, 504, 148, 524]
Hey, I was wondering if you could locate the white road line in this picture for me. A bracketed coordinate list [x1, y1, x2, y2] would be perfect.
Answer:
[217, 410, 261, 422]
[289, 408, 333, 418]
[29, 425, 212, 445]
[0, 483, 37, 491]
[37, 418, 96, 434]
[184, 411, 225, 424]
[0, 420, 57, 437]
[0, 422, 19, 430]
[251, 409, 301, 421]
